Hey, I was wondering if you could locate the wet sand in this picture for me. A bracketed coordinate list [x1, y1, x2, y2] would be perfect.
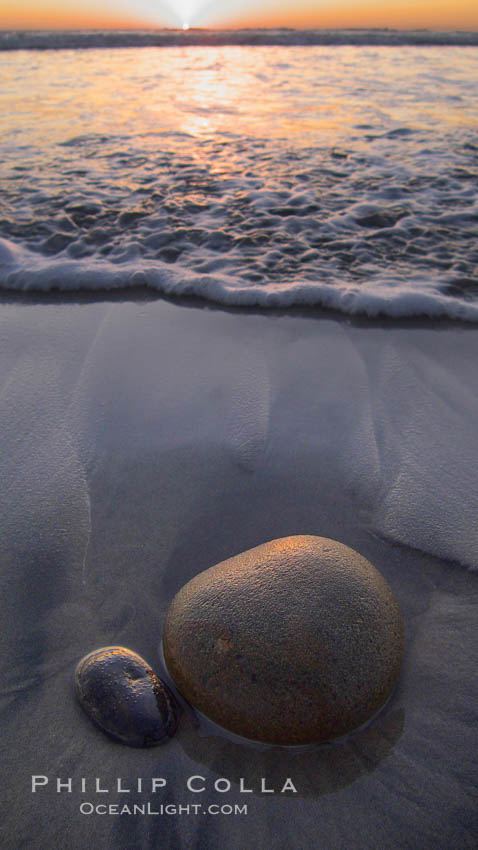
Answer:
[0, 295, 476, 849]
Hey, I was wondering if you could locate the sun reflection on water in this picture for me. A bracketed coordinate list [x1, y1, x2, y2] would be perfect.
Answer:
[1, 46, 476, 177]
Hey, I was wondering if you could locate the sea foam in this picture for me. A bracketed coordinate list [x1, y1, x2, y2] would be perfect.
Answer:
[1, 44, 477, 320]
[2, 237, 478, 320]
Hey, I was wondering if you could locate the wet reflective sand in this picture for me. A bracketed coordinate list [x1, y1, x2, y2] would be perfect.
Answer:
[0, 296, 476, 848]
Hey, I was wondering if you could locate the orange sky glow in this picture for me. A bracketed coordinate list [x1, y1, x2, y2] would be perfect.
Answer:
[0, 0, 477, 31]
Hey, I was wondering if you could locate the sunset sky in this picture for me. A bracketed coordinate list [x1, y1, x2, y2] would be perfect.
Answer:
[0, 0, 477, 30]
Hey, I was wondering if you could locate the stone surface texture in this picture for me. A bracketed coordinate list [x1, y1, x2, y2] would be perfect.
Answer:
[75, 646, 178, 747]
[163, 536, 404, 745]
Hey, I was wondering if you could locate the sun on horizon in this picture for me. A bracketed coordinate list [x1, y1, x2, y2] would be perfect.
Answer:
[0, 0, 477, 31]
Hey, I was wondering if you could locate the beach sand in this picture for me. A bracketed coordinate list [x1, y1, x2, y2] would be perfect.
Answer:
[0, 294, 476, 849]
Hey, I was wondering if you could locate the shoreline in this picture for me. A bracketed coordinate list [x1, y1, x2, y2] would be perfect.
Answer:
[1, 285, 477, 331]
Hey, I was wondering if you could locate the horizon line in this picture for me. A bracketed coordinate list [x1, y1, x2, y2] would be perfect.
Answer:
[2, 25, 478, 32]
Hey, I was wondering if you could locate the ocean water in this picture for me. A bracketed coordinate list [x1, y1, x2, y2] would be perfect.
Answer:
[1, 40, 477, 319]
